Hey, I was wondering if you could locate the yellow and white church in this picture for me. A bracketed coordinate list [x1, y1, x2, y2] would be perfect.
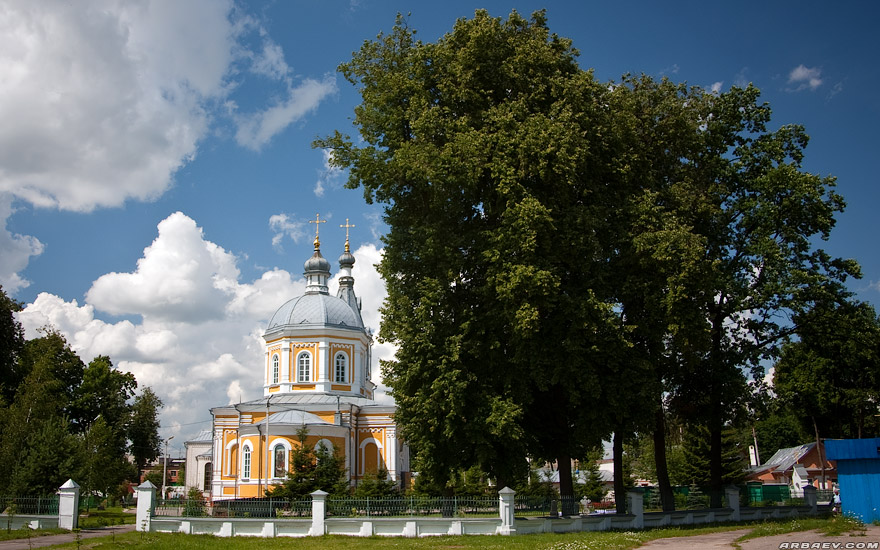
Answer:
[185, 221, 409, 500]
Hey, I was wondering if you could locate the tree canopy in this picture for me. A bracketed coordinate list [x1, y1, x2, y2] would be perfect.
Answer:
[318, 9, 858, 505]
[0, 287, 162, 497]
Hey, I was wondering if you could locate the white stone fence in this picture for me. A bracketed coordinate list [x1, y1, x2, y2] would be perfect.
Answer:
[0, 479, 81, 531]
[136, 482, 823, 538]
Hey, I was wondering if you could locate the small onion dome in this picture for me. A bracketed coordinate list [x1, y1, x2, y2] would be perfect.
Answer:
[338, 248, 355, 269]
[304, 250, 331, 273]
[304, 234, 331, 274]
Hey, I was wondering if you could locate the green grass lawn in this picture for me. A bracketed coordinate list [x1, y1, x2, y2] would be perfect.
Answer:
[78, 506, 137, 528]
[0, 506, 136, 542]
[33, 516, 859, 550]
[0, 527, 68, 541]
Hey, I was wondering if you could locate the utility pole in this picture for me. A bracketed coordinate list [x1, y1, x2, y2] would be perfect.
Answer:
[162, 435, 174, 499]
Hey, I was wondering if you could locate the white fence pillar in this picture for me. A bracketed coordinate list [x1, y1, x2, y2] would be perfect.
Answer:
[803, 485, 817, 514]
[627, 491, 644, 529]
[310, 490, 328, 536]
[725, 486, 741, 521]
[57, 479, 80, 531]
[136, 481, 157, 532]
[498, 486, 516, 535]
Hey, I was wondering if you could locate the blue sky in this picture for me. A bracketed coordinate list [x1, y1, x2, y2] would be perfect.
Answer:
[2, 1, 877, 454]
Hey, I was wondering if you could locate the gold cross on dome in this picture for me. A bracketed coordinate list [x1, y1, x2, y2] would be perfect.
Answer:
[309, 213, 326, 248]
[340, 218, 355, 252]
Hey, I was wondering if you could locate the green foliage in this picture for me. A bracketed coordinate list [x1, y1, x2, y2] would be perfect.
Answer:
[0, 304, 160, 496]
[128, 387, 163, 474]
[319, 8, 854, 510]
[774, 299, 880, 440]
[515, 465, 558, 499]
[579, 460, 607, 503]
[0, 287, 25, 403]
[267, 427, 349, 499]
[353, 467, 397, 498]
[679, 425, 746, 488]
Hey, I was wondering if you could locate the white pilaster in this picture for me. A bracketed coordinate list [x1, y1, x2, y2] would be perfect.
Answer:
[310, 490, 328, 536]
[281, 342, 291, 383]
[385, 426, 398, 481]
[57, 479, 80, 531]
[136, 481, 157, 532]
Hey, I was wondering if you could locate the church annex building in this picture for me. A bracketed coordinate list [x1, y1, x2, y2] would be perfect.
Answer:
[185, 220, 410, 500]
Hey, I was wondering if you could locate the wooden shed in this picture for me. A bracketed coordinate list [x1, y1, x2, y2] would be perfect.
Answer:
[824, 438, 880, 522]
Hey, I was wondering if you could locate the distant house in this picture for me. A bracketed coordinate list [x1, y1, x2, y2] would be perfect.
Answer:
[825, 438, 880, 523]
[746, 441, 835, 490]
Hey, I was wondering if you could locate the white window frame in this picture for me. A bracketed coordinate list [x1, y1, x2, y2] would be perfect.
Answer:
[242, 443, 252, 479]
[272, 353, 280, 384]
[334, 352, 348, 383]
[297, 351, 312, 382]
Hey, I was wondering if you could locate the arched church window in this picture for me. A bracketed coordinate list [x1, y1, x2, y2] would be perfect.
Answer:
[203, 462, 212, 490]
[242, 445, 251, 479]
[297, 352, 311, 382]
[272, 354, 280, 384]
[334, 353, 347, 383]
[273, 444, 287, 478]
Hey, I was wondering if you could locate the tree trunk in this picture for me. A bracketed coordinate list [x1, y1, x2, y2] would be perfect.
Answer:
[613, 431, 626, 514]
[709, 421, 723, 508]
[653, 406, 675, 511]
[557, 453, 578, 515]
[813, 416, 826, 489]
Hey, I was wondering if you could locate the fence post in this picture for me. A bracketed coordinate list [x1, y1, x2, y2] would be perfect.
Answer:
[310, 490, 328, 536]
[725, 486, 741, 521]
[498, 486, 516, 535]
[627, 490, 644, 529]
[136, 480, 157, 532]
[803, 485, 817, 514]
[57, 479, 80, 530]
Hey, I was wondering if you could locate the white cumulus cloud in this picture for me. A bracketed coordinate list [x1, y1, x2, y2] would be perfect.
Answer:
[86, 212, 240, 324]
[0, 1, 237, 212]
[269, 213, 309, 251]
[0, 195, 43, 294]
[787, 64, 823, 91]
[233, 74, 337, 151]
[17, 212, 391, 442]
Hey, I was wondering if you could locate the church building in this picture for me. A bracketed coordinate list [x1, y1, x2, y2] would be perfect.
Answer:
[188, 219, 409, 500]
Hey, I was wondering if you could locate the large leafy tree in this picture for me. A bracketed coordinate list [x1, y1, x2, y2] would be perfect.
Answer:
[129, 387, 163, 475]
[0, 321, 161, 495]
[319, 10, 856, 508]
[774, 299, 880, 440]
[606, 77, 857, 507]
[0, 287, 25, 403]
[318, 9, 625, 500]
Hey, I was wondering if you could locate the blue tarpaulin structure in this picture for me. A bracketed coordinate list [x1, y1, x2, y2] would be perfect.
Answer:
[824, 438, 880, 522]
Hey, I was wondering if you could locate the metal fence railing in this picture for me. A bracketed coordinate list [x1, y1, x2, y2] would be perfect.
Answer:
[155, 497, 312, 518]
[0, 496, 60, 516]
[514, 496, 586, 517]
[155, 496, 501, 519]
[327, 496, 498, 518]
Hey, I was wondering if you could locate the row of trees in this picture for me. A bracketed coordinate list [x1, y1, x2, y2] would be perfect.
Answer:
[317, 9, 875, 510]
[0, 287, 163, 499]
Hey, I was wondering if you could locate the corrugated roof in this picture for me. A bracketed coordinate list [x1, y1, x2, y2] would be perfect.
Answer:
[760, 443, 815, 473]
[826, 438, 880, 461]
[186, 429, 213, 443]
[256, 409, 329, 426]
